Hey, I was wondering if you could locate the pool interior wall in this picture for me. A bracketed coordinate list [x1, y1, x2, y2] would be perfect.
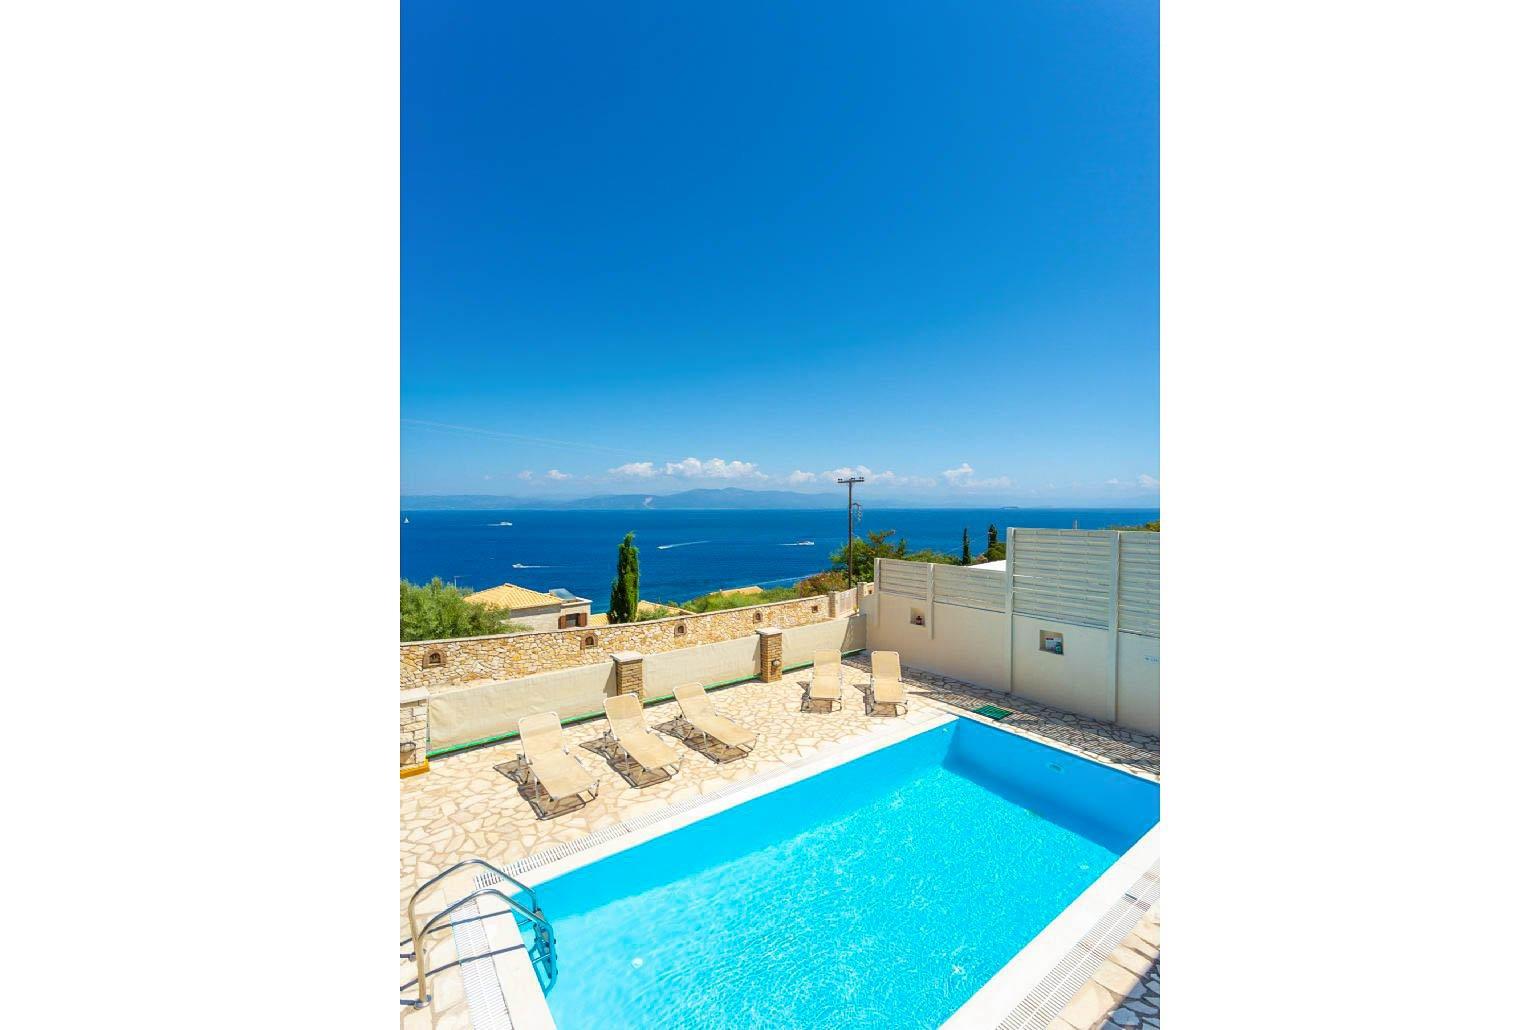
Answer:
[530, 718, 1158, 1028]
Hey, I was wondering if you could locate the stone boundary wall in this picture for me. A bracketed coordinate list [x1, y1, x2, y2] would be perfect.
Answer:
[401, 594, 835, 691]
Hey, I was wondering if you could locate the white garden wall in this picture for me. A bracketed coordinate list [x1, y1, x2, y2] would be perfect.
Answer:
[866, 528, 1159, 735]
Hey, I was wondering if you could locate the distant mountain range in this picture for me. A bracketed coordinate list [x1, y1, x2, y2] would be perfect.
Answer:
[401, 488, 848, 510]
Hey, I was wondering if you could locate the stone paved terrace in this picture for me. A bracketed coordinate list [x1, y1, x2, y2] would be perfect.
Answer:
[400, 655, 1160, 1029]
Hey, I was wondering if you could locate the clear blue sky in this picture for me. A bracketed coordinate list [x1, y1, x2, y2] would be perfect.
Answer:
[403, 1, 1158, 506]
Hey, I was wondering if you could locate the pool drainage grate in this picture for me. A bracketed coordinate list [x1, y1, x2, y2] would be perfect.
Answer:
[989, 860, 1159, 1030]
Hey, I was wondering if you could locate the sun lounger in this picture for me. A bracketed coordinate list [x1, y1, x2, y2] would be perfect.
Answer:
[868, 650, 908, 715]
[515, 712, 599, 819]
[808, 649, 844, 711]
[603, 693, 681, 783]
[673, 682, 756, 761]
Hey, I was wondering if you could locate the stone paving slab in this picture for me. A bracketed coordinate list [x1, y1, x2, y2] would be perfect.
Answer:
[399, 656, 1161, 1026]
[839, 652, 1160, 779]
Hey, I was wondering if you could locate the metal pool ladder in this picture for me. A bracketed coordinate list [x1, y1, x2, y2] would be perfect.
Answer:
[400, 858, 558, 1008]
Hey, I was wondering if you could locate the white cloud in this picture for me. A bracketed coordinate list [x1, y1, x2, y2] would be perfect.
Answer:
[516, 470, 533, 481]
[663, 457, 767, 480]
[545, 469, 570, 481]
[943, 462, 976, 485]
[609, 461, 658, 478]
[869, 469, 938, 488]
[821, 465, 873, 482]
[1102, 473, 1160, 492]
[784, 464, 937, 488]
[942, 462, 1012, 489]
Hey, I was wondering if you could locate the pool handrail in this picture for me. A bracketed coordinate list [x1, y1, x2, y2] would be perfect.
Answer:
[403, 858, 557, 1007]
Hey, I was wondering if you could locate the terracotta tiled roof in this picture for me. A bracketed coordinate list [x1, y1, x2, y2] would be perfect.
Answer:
[463, 583, 561, 611]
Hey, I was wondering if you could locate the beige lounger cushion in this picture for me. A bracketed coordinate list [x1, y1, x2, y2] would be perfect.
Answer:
[870, 651, 905, 704]
[527, 751, 595, 799]
[518, 712, 594, 799]
[689, 712, 755, 749]
[518, 711, 567, 757]
[810, 648, 842, 700]
[675, 683, 756, 749]
[809, 675, 842, 701]
[604, 695, 680, 771]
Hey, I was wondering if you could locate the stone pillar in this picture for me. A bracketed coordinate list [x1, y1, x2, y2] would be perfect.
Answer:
[400, 688, 429, 777]
[757, 627, 783, 682]
[826, 589, 840, 618]
[611, 651, 645, 702]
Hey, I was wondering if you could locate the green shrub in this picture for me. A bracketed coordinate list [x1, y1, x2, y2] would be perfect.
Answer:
[680, 587, 799, 613]
[400, 578, 512, 641]
[795, 570, 847, 596]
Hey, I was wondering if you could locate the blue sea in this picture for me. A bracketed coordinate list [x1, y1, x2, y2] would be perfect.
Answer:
[400, 507, 1156, 612]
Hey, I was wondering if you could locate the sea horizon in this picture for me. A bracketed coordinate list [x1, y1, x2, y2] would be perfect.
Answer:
[401, 506, 1158, 612]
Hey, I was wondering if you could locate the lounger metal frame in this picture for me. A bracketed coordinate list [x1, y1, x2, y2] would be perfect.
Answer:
[597, 726, 683, 786]
[673, 715, 757, 764]
[805, 664, 845, 713]
[507, 753, 600, 821]
[863, 678, 909, 717]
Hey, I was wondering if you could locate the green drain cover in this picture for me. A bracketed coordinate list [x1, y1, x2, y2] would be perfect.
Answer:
[972, 703, 1014, 721]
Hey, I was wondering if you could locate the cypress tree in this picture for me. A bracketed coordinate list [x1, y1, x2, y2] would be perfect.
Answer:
[961, 527, 971, 564]
[987, 523, 998, 550]
[608, 531, 639, 623]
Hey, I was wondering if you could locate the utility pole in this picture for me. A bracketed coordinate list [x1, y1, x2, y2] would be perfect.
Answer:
[837, 475, 865, 589]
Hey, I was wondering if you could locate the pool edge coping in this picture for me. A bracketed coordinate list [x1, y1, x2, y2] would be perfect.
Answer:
[940, 830, 1160, 1029]
[472, 699, 1158, 1030]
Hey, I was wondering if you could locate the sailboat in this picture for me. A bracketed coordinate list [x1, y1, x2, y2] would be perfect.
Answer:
[403, 516, 410, 524]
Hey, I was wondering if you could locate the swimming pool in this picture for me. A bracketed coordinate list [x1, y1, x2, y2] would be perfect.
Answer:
[521, 717, 1158, 1028]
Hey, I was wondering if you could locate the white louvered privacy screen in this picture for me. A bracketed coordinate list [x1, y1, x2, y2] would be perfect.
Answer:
[1009, 529, 1114, 629]
[876, 559, 929, 599]
[932, 563, 1009, 611]
[1115, 531, 1160, 638]
[875, 528, 1159, 638]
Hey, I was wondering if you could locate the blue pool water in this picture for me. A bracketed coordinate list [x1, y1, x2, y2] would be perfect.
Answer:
[531, 719, 1159, 1028]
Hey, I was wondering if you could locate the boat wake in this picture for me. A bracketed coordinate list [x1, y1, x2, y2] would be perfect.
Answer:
[780, 540, 816, 546]
[657, 540, 708, 550]
[510, 563, 552, 569]
[755, 573, 818, 586]
[488, 521, 513, 526]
